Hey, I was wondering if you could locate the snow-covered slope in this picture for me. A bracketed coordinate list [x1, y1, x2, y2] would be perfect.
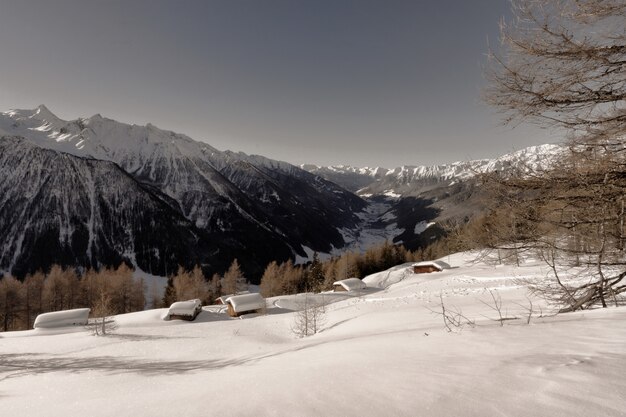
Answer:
[0, 106, 365, 278]
[0, 136, 206, 276]
[1, 252, 624, 417]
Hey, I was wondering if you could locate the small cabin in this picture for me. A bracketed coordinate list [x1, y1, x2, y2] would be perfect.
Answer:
[412, 260, 451, 274]
[33, 308, 91, 329]
[333, 278, 367, 292]
[215, 291, 250, 305]
[166, 299, 203, 321]
[225, 293, 265, 317]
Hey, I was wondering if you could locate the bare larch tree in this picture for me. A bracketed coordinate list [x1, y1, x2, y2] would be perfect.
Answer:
[483, 0, 626, 311]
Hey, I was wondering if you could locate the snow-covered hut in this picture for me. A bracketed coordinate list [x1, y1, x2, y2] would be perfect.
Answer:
[333, 278, 367, 292]
[33, 308, 90, 329]
[166, 299, 203, 321]
[412, 260, 451, 274]
[225, 293, 265, 317]
[215, 291, 250, 305]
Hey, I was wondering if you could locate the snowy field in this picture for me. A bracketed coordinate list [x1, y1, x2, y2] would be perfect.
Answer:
[1, 252, 625, 417]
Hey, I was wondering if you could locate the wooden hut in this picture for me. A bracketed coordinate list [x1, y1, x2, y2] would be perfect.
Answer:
[412, 260, 450, 274]
[225, 293, 266, 317]
[166, 299, 203, 321]
[332, 278, 367, 292]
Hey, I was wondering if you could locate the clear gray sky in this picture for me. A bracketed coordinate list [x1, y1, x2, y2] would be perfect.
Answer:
[0, 0, 556, 167]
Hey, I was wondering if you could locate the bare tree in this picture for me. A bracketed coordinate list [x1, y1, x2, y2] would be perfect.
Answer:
[172, 265, 210, 303]
[0, 276, 23, 331]
[479, 289, 519, 326]
[428, 292, 475, 333]
[483, 0, 626, 311]
[208, 273, 222, 301]
[23, 271, 45, 329]
[222, 259, 248, 296]
[486, 0, 626, 143]
[260, 261, 280, 298]
[43, 265, 68, 311]
[291, 294, 326, 337]
[89, 289, 117, 336]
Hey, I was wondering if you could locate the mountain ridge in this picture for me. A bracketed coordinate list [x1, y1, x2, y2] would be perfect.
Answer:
[302, 143, 564, 195]
[0, 107, 365, 279]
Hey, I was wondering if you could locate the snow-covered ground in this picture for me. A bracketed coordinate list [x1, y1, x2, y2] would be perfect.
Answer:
[1, 252, 625, 417]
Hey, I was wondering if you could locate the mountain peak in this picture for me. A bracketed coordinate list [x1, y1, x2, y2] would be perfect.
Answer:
[36, 104, 51, 113]
[33, 104, 63, 123]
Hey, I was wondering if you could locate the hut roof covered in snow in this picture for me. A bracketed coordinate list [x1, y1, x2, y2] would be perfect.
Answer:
[332, 278, 367, 291]
[216, 291, 249, 305]
[226, 293, 265, 314]
[412, 260, 451, 271]
[168, 299, 202, 316]
[33, 308, 90, 329]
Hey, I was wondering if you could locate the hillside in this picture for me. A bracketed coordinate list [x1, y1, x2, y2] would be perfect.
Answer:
[1, 252, 624, 417]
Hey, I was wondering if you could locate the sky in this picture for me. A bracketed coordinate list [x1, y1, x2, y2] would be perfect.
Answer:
[0, 0, 557, 168]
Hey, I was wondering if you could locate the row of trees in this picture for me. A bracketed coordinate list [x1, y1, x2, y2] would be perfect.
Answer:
[161, 259, 248, 307]
[160, 241, 435, 306]
[259, 241, 432, 298]
[1, 238, 443, 332]
[0, 264, 144, 332]
[160, 238, 445, 308]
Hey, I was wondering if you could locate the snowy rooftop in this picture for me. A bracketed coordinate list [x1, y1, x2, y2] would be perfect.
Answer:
[412, 260, 451, 271]
[167, 299, 202, 316]
[216, 291, 249, 304]
[33, 308, 90, 329]
[226, 293, 265, 313]
[332, 278, 367, 291]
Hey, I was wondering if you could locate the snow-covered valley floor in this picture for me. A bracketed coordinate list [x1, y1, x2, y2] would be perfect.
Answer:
[1, 252, 625, 417]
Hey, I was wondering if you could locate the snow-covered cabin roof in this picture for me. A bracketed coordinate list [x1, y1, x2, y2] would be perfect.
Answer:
[332, 278, 367, 291]
[412, 260, 451, 271]
[168, 299, 202, 316]
[226, 293, 265, 313]
[216, 291, 249, 304]
[33, 308, 90, 329]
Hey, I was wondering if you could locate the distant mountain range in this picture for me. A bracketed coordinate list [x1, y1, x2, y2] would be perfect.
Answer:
[0, 105, 563, 280]
[302, 143, 563, 195]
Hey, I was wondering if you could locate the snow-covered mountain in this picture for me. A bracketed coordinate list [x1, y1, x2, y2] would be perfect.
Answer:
[0, 106, 365, 279]
[0, 105, 566, 279]
[303, 144, 564, 196]
[303, 143, 566, 252]
[0, 136, 206, 276]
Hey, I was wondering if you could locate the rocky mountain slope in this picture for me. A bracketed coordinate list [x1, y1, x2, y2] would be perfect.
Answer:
[0, 106, 365, 279]
[0, 137, 206, 276]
